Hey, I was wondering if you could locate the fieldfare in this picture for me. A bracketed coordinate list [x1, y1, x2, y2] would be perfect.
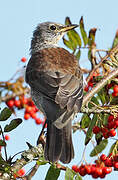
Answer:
[25, 22, 83, 164]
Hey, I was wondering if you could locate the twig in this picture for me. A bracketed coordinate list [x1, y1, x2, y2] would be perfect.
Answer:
[22, 163, 40, 180]
[0, 88, 30, 102]
[86, 44, 118, 83]
[0, 126, 7, 161]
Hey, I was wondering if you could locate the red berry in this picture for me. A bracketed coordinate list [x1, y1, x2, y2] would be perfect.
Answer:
[99, 172, 106, 178]
[6, 99, 14, 108]
[114, 162, 118, 169]
[105, 158, 113, 167]
[88, 81, 93, 88]
[108, 115, 114, 122]
[92, 72, 100, 77]
[108, 153, 112, 158]
[107, 83, 113, 89]
[30, 112, 37, 119]
[25, 106, 32, 113]
[113, 154, 118, 161]
[103, 132, 109, 139]
[21, 57, 27, 62]
[28, 100, 34, 106]
[35, 118, 42, 125]
[115, 120, 118, 127]
[21, 97, 28, 105]
[95, 167, 102, 176]
[84, 165, 91, 174]
[14, 100, 21, 107]
[90, 165, 96, 175]
[84, 86, 89, 92]
[17, 168, 25, 176]
[100, 154, 107, 161]
[24, 113, 31, 120]
[79, 166, 86, 176]
[93, 126, 100, 134]
[72, 165, 79, 172]
[108, 121, 116, 129]
[101, 127, 108, 134]
[112, 92, 118, 97]
[5, 134, 10, 141]
[113, 85, 118, 93]
[30, 106, 36, 112]
[92, 172, 99, 178]
[109, 129, 116, 137]
[102, 167, 112, 174]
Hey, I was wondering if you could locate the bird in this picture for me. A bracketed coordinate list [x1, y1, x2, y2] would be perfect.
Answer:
[25, 22, 83, 164]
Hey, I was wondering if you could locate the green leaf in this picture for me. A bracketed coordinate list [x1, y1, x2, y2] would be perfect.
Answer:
[67, 31, 77, 50]
[37, 157, 47, 165]
[88, 96, 99, 108]
[45, 165, 60, 180]
[4, 118, 22, 132]
[75, 49, 81, 61]
[90, 139, 108, 157]
[88, 28, 97, 46]
[112, 30, 118, 48]
[85, 114, 98, 145]
[79, 16, 88, 46]
[65, 167, 75, 180]
[70, 30, 82, 47]
[88, 49, 92, 61]
[108, 140, 118, 156]
[101, 113, 109, 127]
[63, 37, 74, 50]
[80, 114, 91, 129]
[65, 17, 72, 25]
[97, 88, 109, 105]
[75, 174, 83, 180]
[0, 107, 12, 121]
[110, 95, 118, 105]
[0, 140, 6, 146]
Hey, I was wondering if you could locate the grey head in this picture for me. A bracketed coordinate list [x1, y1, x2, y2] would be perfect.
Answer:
[31, 22, 78, 54]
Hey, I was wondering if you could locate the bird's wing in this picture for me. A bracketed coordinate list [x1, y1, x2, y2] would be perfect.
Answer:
[45, 69, 83, 112]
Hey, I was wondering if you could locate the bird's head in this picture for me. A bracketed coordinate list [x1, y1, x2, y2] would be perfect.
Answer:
[31, 22, 78, 54]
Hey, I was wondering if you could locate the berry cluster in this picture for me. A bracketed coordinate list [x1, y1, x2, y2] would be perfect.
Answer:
[100, 153, 118, 169]
[92, 114, 118, 138]
[84, 72, 99, 92]
[6, 96, 46, 125]
[72, 153, 118, 178]
[72, 164, 112, 178]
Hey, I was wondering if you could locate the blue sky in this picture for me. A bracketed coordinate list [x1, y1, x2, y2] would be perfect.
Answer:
[1, 0, 118, 179]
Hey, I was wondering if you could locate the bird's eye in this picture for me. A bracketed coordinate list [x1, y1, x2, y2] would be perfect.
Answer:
[50, 25, 57, 31]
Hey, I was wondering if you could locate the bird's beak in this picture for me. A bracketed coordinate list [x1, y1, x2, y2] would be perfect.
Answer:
[59, 24, 79, 32]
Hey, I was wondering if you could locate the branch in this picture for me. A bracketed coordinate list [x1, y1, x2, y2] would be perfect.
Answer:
[86, 44, 118, 83]
[22, 163, 40, 180]
[0, 88, 30, 102]
[83, 68, 118, 106]
[0, 144, 44, 180]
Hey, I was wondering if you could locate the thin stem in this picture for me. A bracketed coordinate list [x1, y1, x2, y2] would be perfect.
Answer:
[0, 125, 7, 161]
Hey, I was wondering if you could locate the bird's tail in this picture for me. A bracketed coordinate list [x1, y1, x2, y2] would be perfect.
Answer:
[44, 119, 74, 164]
